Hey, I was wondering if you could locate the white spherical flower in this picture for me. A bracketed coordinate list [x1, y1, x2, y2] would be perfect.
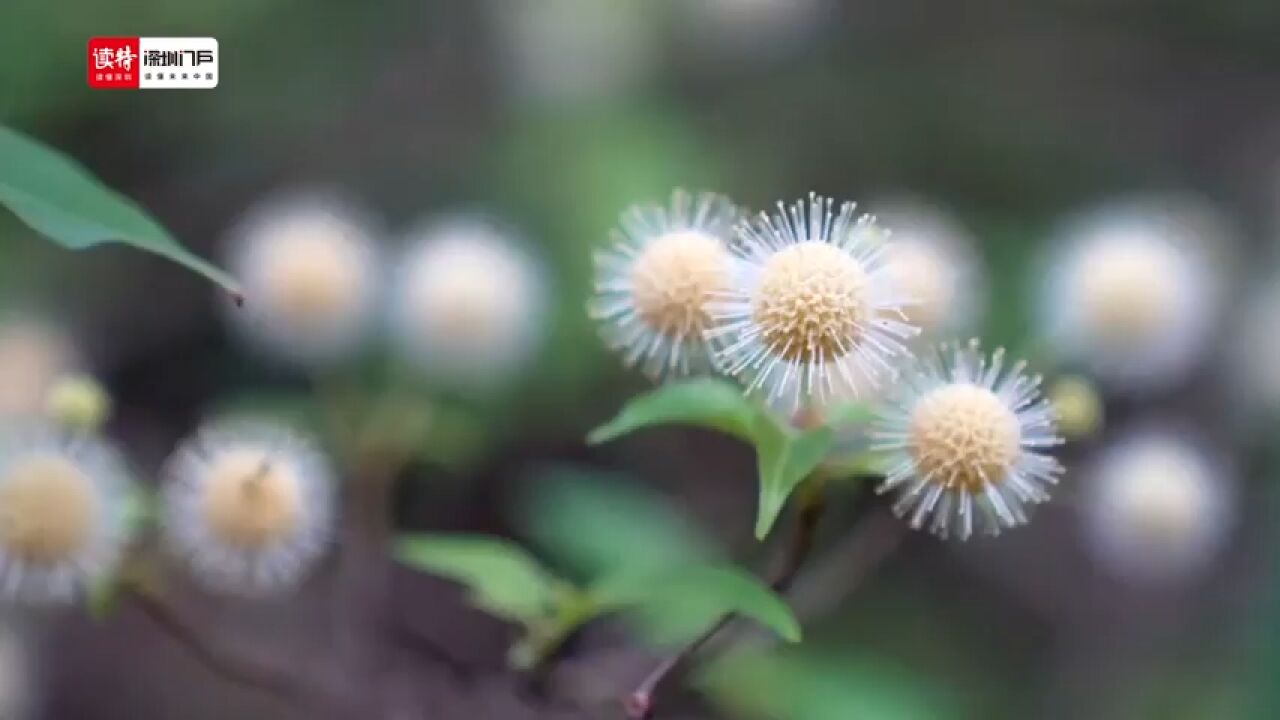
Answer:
[871, 200, 986, 339]
[1082, 430, 1232, 584]
[0, 428, 131, 604]
[391, 217, 548, 390]
[589, 190, 740, 379]
[0, 320, 77, 419]
[162, 421, 336, 597]
[224, 193, 380, 366]
[710, 193, 918, 409]
[872, 340, 1064, 540]
[1040, 200, 1227, 391]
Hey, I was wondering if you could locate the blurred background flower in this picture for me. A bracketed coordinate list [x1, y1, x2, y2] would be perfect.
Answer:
[2, 0, 1280, 718]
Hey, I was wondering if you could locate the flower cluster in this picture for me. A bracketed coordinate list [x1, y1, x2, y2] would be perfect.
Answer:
[224, 191, 548, 392]
[591, 190, 1065, 540]
[0, 410, 336, 606]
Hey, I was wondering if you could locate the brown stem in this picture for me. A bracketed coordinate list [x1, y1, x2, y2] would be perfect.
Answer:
[333, 467, 395, 676]
[129, 586, 323, 706]
[623, 484, 827, 720]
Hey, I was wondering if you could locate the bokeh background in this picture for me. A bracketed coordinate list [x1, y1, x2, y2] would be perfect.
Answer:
[4, 0, 1280, 718]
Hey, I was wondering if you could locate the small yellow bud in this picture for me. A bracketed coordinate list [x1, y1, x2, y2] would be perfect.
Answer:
[45, 375, 111, 432]
[1048, 376, 1103, 440]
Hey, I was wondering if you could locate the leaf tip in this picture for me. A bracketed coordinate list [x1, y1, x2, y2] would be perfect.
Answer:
[586, 424, 616, 446]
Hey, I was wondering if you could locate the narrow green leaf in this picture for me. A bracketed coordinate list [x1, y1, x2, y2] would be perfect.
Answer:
[752, 418, 834, 540]
[0, 126, 239, 294]
[592, 564, 801, 644]
[521, 466, 714, 581]
[587, 378, 757, 445]
[395, 534, 558, 624]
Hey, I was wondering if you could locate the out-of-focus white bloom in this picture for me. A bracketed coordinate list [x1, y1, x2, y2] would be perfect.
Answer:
[709, 193, 918, 410]
[0, 428, 131, 604]
[1234, 278, 1280, 410]
[0, 319, 77, 419]
[391, 217, 548, 390]
[590, 190, 740, 379]
[162, 420, 336, 597]
[1081, 430, 1232, 584]
[492, 0, 656, 106]
[1040, 199, 1229, 391]
[871, 199, 986, 339]
[873, 340, 1064, 540]
[224, 193, 380, 366]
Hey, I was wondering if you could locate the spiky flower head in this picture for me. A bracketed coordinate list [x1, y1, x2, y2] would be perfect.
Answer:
[224, 192, 380, 366]
[710, 193, 917, 409]
[162, 420, 336, 597]
[590, 190, 740, 379]
[1040, 199, 1228, 391]
[0, 428, 131, 604]
[1082, 430, 1232, 584]
[391, 216, 548, 390]
[872, 340, 1064, 540]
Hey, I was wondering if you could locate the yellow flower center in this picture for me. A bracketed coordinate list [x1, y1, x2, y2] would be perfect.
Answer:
[0, 454, 98, 563]
[259, 231, 364, 327]
[1077, 241, 1180, 344]
[909, 383, 1021, 492]
[753, 242, 869, 362]
[630, 231, 730, 337]
[202, 449, 301, 549]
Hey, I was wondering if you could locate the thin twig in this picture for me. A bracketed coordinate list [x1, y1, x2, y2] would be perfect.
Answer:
[129, 586, 322, 706]
[721, 506, 908, 656]
[623, 485, 828, 719]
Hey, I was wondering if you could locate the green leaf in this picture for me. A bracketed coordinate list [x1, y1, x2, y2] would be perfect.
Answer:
[396, 534, 558, 624]
[589, 380, 850, 540]
[521, 466, 714, 580]
[700, 650, 950, 720]
[0, 126, 239, 294]
[587, 378, 757, 445]
[592, 564, 801, 645]
[752, 419, 834, 540]
[823, 402, 878, 429]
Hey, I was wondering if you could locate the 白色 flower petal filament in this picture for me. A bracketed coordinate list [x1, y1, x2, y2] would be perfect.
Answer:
[0, 426, 132, 604]
[708, 193, 918, 410]
[589, 189, 741, 380]
[161, 419, 337, 597]
[872, 339, 1064, 540]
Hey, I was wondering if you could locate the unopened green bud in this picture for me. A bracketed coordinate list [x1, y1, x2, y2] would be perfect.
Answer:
[45, 374, 111, 432]
[1048, 375, 1102, 440]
